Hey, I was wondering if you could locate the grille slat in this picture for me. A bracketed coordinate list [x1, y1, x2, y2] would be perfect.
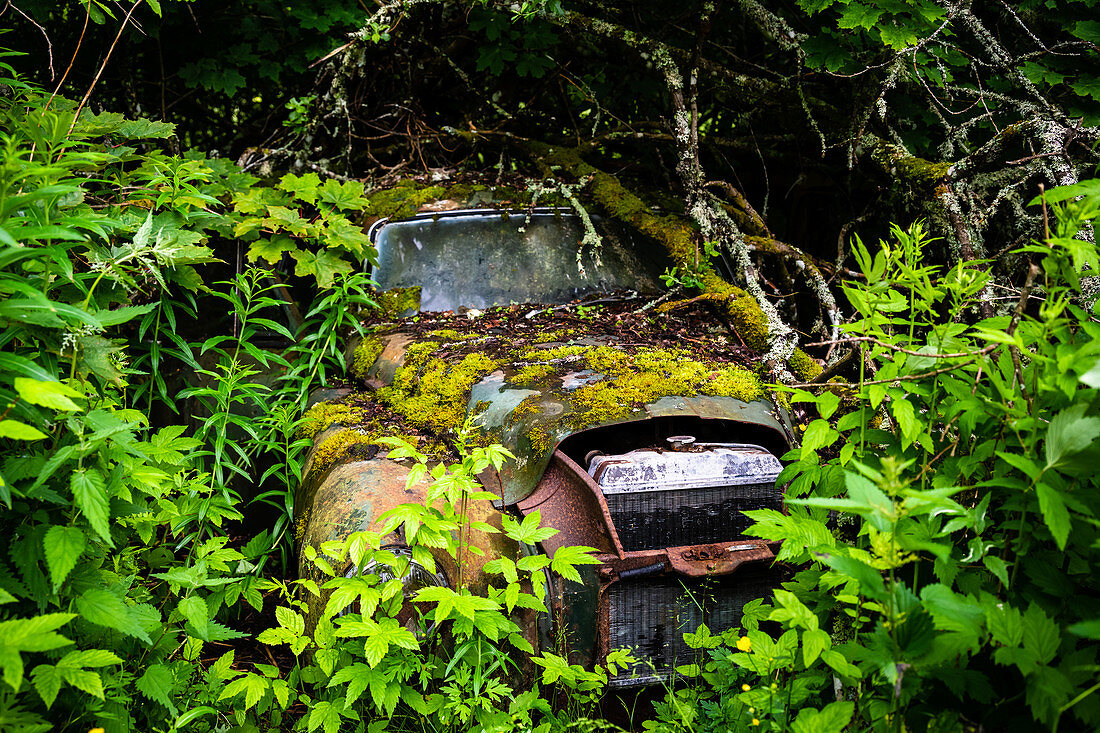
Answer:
[604, 483, 781, 550]
[608, 568, 775, 685]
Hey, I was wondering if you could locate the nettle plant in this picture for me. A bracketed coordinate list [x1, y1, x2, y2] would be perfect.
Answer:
[691, 183, 1100, 732]
[247, 433, 627, 733]
[0, 65, 380, 731]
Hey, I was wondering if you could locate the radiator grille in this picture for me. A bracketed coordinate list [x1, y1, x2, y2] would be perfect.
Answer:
[607, 567, 775, 685]
[604, 483, 780, 551]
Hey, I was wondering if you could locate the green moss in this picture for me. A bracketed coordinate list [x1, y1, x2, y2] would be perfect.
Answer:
[870, 142, 951, 187]
[566, 346, 766, 428]
[788, 349, 824, 381]
[376, 286, 421, 319]
[725, 294, 770, 351]
[378, 350, 500, 433]
[519, 344, 586, 361]
[351, 335, 384, 379]
[298, 401, 373, 440]
[511, 363, 557, 388]
[364, 179, 447, 220]
[310, 427, 378, 470]
[533, 329, 568, 344]
[428, 329, 470, 341]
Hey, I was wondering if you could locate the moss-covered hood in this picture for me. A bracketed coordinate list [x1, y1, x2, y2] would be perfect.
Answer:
[352, 329, 793, 504]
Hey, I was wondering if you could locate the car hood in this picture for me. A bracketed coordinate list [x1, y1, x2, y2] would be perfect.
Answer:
[358, 330, 793, 504]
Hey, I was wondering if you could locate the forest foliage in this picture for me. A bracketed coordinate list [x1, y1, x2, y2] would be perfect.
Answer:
[1, 0, 1100, 731]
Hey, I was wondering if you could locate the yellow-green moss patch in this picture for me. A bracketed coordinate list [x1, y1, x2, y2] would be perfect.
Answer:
[298, 402, 373, 440]
[567, 347, 766, 427]
[376, 286, 421, 319]
[310, 427, 379, 471]
[351, 335, 384, 379]
[378, 350, 500, 433]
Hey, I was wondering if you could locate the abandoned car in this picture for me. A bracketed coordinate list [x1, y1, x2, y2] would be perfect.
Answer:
[295, 207, 793, 685]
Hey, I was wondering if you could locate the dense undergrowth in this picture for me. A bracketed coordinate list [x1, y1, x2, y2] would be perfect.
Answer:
[3, 37, 1100, 733]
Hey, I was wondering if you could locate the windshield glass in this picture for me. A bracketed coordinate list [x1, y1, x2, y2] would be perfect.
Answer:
[371, 210, 669, 312]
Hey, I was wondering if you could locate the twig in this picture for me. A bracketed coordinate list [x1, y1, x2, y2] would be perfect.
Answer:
[804, 335, 996, 359]
[3, 2, 53, 80]
[68, 0, 143, 137]
[783, 360, 978, 390]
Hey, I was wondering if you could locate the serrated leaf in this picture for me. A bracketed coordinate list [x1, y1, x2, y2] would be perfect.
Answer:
[317, 178, 366, 210]
[837, 3, 882, 29]
[549, 545, 601, 583]
[791, 700, 855, 733]
[137, 663, 178, 715]
[248, 234, 298, 264]
[61, 668, 103, 698]
[291, 249, 354, 289]
[75, 588, 151, 643]
[275, 606, 305, 636]
[1036, 483, 1071, 550]
[43, 526, 85, 591]
[32, 665, 62, 707]
[1045, 403, 1100, 469]
[308, 700, 345, 733]
[58, 649, 122, 668]
[178, 595, 209, 640]
[801, 419, 838, 452]
[75, 334, 124, 386]
[70, 468, 111, 545]
[277, 172, 321, 203]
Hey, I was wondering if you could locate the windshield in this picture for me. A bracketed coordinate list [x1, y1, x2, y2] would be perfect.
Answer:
[370, 210, 669, 312]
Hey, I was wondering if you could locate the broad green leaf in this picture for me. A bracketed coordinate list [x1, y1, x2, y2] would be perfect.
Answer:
[803, 627, 831, 666]
[248, 234, 298, 264]
[58, 649, 122, 668]
[791, 701, 855, 733]
[178, 595, 210, 640]
[291, 249, 354, 289]
[70, 468, 111, 545]
[816, 552, 885, 600]
[323, 216, 372, 257]
[1022, 604, 1059, 666]
[845, 470, 895, 532]
[32, 664, 62, 708]
[14, 378, 83, 411]
[75, 334, 125, 386]
[137, 663, 179, 715]
[317, 178, 366, 210]
[1045, 404, 1100, 469]
[61, 668, 103, 698]
[0, 420, 47, 440]
[549, 545, 601, 583]
[801, 419, 838, 452]
[837, 3, 882, 30]
[1036, 483, 1071, 550]
[75, 588, 152, 643]
[277, 172, 321, 203]
[43, 526, 85, 590]
[275, 606, 305, 637]
[308, 699, 345, 733]
[1068, 619, 1100, 639]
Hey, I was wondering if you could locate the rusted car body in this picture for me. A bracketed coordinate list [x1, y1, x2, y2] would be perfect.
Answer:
[296, 208, 792, 685]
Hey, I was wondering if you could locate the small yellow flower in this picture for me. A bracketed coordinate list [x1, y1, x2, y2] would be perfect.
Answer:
[736, 636, 752, 652]
[752, 719, 760, 726]
[742, 683, 751, 691]
[89, 729, 106, 733]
